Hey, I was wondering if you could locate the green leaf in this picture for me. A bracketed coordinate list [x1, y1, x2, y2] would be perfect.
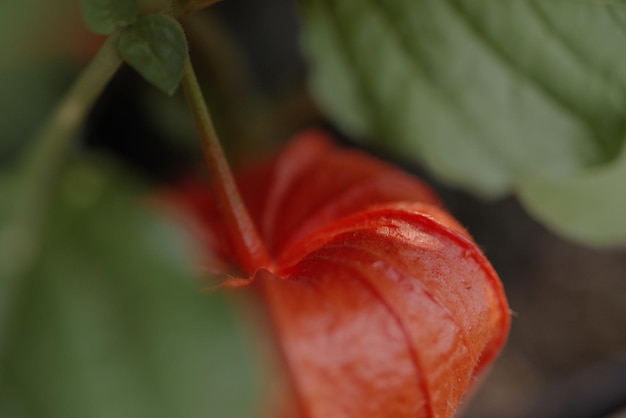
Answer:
[0, 161, 262, 418]
[119, 14, 188, 95]
[79, 0, 139, 35]
[518, 142, 626, 247]
[300, 0, 626, 197]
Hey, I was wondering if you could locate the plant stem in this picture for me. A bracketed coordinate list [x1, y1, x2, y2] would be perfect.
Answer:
[181, 57, 271, 275]
[0, 33, 123, 352]
[21, 33, 122, 213]
[184, 14, 322, 163]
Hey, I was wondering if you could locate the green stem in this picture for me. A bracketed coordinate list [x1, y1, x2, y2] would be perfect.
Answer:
[183, 14, 322, 163]
[23, 33, 123, 205]
[181, 57, 271, 275]
[0, 33, 123, 351]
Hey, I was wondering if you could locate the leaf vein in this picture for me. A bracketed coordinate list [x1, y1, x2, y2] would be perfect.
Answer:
[445, 0, 595, 137]
[319, 0, 386, 135]
[362, 0, 512, 174]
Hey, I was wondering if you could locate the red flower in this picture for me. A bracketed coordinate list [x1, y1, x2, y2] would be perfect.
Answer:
[168, 130, 510, 418]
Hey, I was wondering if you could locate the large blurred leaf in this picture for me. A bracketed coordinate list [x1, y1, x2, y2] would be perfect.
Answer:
[518, 142, 626, 247]
[0, 160, 261, 418]
[300, 0, 626, 245]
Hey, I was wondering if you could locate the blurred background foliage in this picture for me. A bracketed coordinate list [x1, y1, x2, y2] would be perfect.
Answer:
[2, 0, 626, 418]
[0, 160, 263, 418]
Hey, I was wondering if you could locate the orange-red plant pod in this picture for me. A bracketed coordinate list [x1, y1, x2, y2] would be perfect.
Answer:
[170, 130, 510, 418]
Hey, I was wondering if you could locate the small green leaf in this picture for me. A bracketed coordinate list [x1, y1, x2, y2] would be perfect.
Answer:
[518, 143, 626, 247]
[119, 14, 188, 95]
[0, 160, 262, 418]
[79, 0, 139, 35]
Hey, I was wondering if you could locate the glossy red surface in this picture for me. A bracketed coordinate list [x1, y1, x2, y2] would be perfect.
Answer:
[167, 130, 510, 418]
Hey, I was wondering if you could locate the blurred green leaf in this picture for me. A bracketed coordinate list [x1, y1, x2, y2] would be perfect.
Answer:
[0, 160, 261, 418]
[119, 14, 188, 95]
[518, 143, 626, 247]
[301, 0, 626, 245]
[301, 0, 626, 196]
[80, 0, 139, 35]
